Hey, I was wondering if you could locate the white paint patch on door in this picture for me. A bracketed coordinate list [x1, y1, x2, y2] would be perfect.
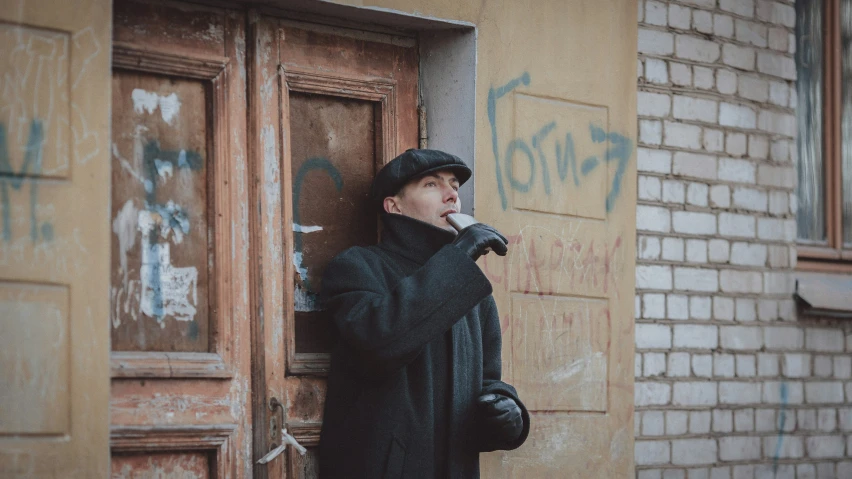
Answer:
[292, 224, 323, 233]
[112, 199, 138, 286]
[131, 88, 181, 125]
[140, 242, 198, 324]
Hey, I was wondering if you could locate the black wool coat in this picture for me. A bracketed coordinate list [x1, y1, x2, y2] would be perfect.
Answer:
[318, 214, 530, 479]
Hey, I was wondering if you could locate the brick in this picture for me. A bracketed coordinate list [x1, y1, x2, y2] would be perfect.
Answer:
[770, 139, 791, 162]
[806, 436, 845, 458]
[805, 382, 845, 404]
[757, 217, 784, 240]
[834, 356, 852, 378]
[720, 270, 762, 294]
[768, 80, 789, 106]
[729, 242, 766, 266]
[639, 28, 675, 56]
[693, 9, 713, 34]
[714, 353, 735, 378]
[763, 272, 792, 295]
[719, 382, 761, 405]
[639, 236, 661, 261]
[720, 0, 754, 17]
[662, 237, 685, 261]
[840, 409, 852, 431]
[673, 152, 717, 179]
[764, 327, 804, 349]
[738, 75, 769, 102]
[716, 69, 737, 94]
[758, 165, 795, 188]
[719, 102, 757, 128]
[709, 186, 730, 209]
[694, 66, 714, 90]
[736, 354, 756, 377]
[664, 121, 702, 149]
[817, 408, 836, 431]
[755, 409, 776, 432]
[797, 464, 816, 479]
[768, 27, 788, 51]
[713, 409, 733, 432]
[763, 435, 804, 459]
[635, 352, 642, 378]
[639, 175, 663, 201]
[636, 439, 671, 465]
[663, 180, 686, 204]
[758, 109, 796, 136]
[732, 187, 768, 212]
[643, 293, 666, 319]
[636, 382, 673, 406]
[676, 35, 721, 63]
[638, 147, 672, 173]
[782, 353, 811, 378]
[734, 409, 754, 432]
[769, 191, 790, 216]
[669, 4, 691, 29]
[722, 44, 756, 71]
[719, 436, 761, 461]
[674, 267, 719, 292]
[640, 119, 663, 145]
[686, 238, 708, 263]
[806, 329, 845, 352]
[638, 93, 671, 120]
[735, 297, 756, 322]
[720, 325, 763, 350]
[719, 213, 755, 237]
[692, 354, 713, 377]
[672, 439, 717, 466]
[725, 132, 747, 157]
[666, 410, 689, 435]
[642, 410, 665, 436]
[756, 0, 795, 28]
[671, 62, 693, 86]
[757, 51, 796, 80]
[636, 323, 673, 349]
[763, 381, 803, 404]
[644, 352, 667, 377]
[638, 471, 662, 479]
[674, 324, 718, 348]
[757, 353, 779, 376]
[673, 95, 717, 123]
[718, 158, 756, 183]
[645, 0, 668, 26]
[767, 244, 789, 268]
[673, 211, 716, 235]
[714, 297, 734, 321]
[689, 411, 711, 434]
[673, 382, 717, 406]
[708, 239, 730, 263]
[757, 299, 778, 320]
[748, 135, 769, 159]
[645, 58, 669, 84]
[637, 205, 671, 233]
[714, 14, 734, 38]
[686, 183, 709, 207]
[704, 128, 724, 152]
[735, 20, 767, 48]
[669, 352, 691, 377]
[668, 294, 689, 320]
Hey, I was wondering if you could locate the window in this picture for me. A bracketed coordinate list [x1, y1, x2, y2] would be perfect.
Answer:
[796, 0, 852, 267]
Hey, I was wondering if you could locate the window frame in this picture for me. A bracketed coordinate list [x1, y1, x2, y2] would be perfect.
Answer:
[798, 0, 852, 272]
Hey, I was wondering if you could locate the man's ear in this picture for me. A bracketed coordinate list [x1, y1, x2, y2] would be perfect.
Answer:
[383, 196, 402, 214]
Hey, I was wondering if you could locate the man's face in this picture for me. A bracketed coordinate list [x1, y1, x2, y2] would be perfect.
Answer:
[383, 169, 461, 232]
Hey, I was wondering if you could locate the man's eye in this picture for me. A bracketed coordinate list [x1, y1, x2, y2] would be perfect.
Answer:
[452, 186, 459, 191]
[425, 182, 436, 187]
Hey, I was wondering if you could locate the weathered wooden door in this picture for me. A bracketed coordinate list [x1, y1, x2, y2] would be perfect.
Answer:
[250, 16, 419, 477]
[0, 0, 111, 477]
[108, 1, 253, 476]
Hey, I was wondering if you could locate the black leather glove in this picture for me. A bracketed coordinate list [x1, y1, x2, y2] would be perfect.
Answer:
[451, 223, 508, 261]
[476, 393, 523, 446]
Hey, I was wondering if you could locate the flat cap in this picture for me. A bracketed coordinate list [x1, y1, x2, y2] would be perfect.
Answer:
[371, 149, 471, 206]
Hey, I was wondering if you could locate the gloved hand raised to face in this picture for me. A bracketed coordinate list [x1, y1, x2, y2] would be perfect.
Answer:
[475, 393, 523, 447]
[451, 223, 508, 261]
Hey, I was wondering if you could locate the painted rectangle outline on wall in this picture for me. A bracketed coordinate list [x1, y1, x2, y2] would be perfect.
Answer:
[109, 43, 236, 379]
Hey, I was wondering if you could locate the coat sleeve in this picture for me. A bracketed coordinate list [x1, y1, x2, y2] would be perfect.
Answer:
[476, 296, 531, 452]
[322, 244, 493, 381]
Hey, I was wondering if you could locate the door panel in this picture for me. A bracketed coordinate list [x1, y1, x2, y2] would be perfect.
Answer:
[109, 1, 252, 476]
[0, 0, 111, 477]
[250, 17, 419, 476]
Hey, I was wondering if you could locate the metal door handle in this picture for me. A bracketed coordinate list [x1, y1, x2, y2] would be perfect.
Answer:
[257, 397, 307, 465]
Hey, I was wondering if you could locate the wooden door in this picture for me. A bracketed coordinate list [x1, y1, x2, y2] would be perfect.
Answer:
[0, 0, 111, 477]
[108, 1, 253, 476]
[250, 17, 419, 477]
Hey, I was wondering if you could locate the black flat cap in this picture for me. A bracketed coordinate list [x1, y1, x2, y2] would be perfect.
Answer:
[371, 148, 472, 206]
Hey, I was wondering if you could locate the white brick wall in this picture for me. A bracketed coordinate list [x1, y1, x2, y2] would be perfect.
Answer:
[634, 0, 852, 476]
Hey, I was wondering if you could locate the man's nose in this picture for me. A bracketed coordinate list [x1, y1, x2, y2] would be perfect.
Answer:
[444, 185, 459, 203]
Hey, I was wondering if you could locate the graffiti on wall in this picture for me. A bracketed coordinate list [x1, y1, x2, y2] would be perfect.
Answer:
[488, 72, 632, 213]
[0, 121, 53, 243]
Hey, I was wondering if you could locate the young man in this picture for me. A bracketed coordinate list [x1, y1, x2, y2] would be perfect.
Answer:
[318, 149, 530, 478]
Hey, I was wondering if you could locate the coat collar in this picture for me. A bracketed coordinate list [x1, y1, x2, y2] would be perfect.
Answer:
[379, 213, 457, 265]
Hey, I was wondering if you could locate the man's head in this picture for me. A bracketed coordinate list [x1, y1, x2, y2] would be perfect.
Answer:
[371, 149, 471, 232]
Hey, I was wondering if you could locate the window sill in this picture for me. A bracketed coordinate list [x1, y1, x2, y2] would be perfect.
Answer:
[795, 271, 852, 318]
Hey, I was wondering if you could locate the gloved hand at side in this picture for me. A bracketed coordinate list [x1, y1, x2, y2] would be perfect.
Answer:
[451, 223, 508, 261]
[475, 393, 523, 448]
